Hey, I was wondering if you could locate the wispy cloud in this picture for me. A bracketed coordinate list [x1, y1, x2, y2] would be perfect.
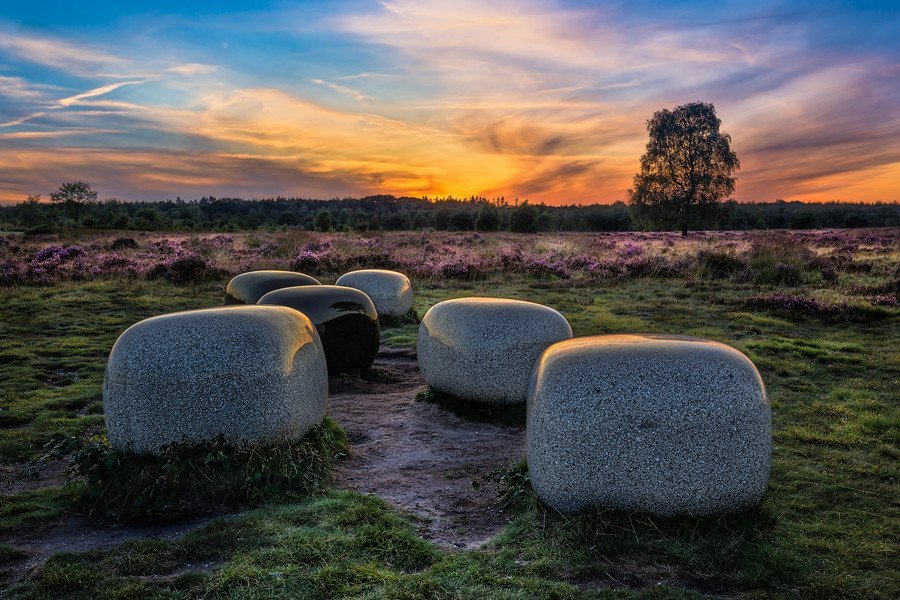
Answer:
[310, 79, 375, 102]
[0, 29, 128, 76]
[57, 80, 147, 107]
[166, 63, 217, 75]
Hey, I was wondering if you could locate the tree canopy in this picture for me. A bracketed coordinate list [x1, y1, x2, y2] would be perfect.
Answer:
[49, 181, 98, 221]
[629, 102, 739, 235]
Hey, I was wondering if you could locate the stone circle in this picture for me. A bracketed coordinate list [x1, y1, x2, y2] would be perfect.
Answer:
[225, 270, 320, 304]
[417, 297, 572, 404]
[258, 285, 380, 374]
[335, 269, 412, 317]
[527, 334, 771, 516]
[103, 305, 328, 453]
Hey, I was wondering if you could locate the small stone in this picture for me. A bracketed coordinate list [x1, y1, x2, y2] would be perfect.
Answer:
[225, 270, 320, 304]
[417, 297, 573, 404]
[103, 306, 328, 453]
[258, 285, 380, 373]
[527, 334, 771, 516]
[335, 269, 412, 317]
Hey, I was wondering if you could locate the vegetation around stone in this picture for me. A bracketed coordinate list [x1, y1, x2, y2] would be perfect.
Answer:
[1, 228, 897, 598]
[62, 418, 347, 520]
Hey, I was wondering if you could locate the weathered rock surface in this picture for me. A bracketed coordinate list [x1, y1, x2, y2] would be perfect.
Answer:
[527, 334, 771, 516]
[417, 297, 572, 404]
[335, 269, 412, 317]
[225, 270, 320, 304]
[258, 285, 380, 373]
[103, 306, 328, 453]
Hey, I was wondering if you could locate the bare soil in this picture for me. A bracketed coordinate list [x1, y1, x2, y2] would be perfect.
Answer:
[328, 346, 525, 549]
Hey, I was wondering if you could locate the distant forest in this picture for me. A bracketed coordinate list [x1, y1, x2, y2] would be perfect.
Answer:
[2, 194, 897, 234]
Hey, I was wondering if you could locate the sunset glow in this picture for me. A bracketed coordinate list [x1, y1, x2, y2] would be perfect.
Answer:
[1, 0, 898, 204]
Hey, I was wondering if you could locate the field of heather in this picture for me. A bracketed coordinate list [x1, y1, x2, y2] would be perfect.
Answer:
[1, 228, 898, 598]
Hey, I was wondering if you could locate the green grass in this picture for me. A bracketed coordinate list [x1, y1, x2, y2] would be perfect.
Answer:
[1, 272, 898, 598]
[416, 389, 526, 427]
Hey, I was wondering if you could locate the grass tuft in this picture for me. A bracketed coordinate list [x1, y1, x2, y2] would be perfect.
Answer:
[415, 388, 525, 427]
[61, 418, 348, 520]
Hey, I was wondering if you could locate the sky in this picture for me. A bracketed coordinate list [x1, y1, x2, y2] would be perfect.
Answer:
[0, 0, 898, 205]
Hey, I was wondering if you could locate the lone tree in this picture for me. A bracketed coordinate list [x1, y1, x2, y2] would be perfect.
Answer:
[49, 181, 98, 222]
[628, 102, 739, 235]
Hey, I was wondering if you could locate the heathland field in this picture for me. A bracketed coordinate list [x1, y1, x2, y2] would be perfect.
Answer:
[0, 228, 898, 598]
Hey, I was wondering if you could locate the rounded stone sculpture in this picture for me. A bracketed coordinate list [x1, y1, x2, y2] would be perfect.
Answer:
[258, 285, 380, 373]
[417, 297, 573, 404]
[103, 306, 328, 454]
[527, 334, 771, 516]
[335, 269, 412, 317]
[225, 270, 320, 304]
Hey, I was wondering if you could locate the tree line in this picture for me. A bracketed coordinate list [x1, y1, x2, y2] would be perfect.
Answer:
[2, 189, 896, 234]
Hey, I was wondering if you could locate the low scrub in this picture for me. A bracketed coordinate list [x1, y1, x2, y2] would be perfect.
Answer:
[746, 293, 893, 321]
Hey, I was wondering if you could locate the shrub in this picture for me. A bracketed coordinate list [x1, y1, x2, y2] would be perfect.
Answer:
[747, 236, 817, 285]
[62, 418, 348, 519]
[696, 248, 747, 278]
[23, 223, 57, 236]
[747, 293, 891, 322]
[110, 237, 138, 250]
[147, 253, 222, 284]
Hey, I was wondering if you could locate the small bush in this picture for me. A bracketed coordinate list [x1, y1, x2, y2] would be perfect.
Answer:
[23, 223, 57, 236]
[63, 418, 348, 520]
[110, 237, 138, 250]
[696, 248, 748, 278]
[747, 236, 817, 285]
[147, 253, 222, 284]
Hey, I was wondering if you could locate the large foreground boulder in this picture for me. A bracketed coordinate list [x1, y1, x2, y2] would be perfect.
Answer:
[103, 306, 328, 454]
[258, 285, 380, 373]
[335, 269, 412, 317]
[225, 270, 320, 304]
[527, 334, 771, 516]
[418, 298, 572, 404]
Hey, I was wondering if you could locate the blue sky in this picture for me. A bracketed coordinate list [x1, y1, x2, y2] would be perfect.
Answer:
[0, 0, 898, 203]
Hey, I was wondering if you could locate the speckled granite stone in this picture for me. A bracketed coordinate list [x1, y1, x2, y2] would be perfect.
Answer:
[258, 285, 380, 374]
[527, 334, 771, 516]
[103, 306, 328, 454]
[225, 270, 320, 304]
[417, 298, 573, 404]
[335, 269, 412, 317]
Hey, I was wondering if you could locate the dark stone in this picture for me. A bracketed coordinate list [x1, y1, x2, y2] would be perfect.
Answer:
[258, 285, 380, 373]
[225, 270, 320, 304]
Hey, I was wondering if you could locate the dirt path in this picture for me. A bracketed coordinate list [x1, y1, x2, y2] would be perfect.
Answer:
[329, 347, 525, 549]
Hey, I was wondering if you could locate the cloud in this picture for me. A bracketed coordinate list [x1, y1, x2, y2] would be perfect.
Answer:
[57, 80, 148, 107]
[0, 112, 46, 128]
[166, 63, 217, 75]
[310, 79, 375, 102]
[0, 75, 50, 100]
[0, 29, 128, 76]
